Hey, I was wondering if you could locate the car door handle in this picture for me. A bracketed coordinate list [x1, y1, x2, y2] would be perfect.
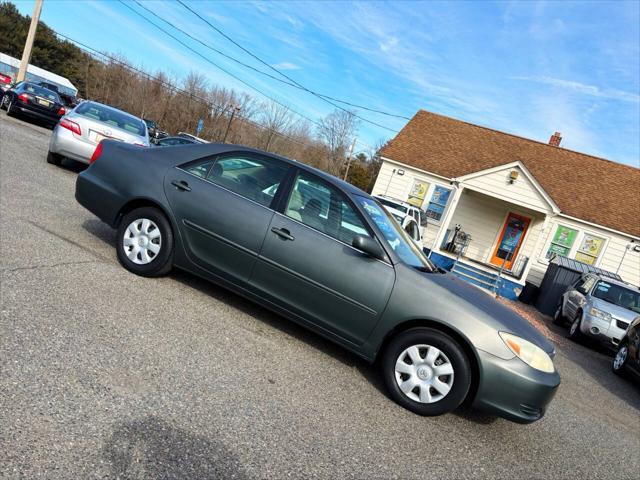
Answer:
[171, 180, 191, 192]
[271, 227, 295, 241]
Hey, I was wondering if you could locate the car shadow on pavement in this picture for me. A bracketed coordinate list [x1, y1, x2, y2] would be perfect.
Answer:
[82, 218, 507, 426]
[102, 415, 249, 479]
[58, 157, 88, 174]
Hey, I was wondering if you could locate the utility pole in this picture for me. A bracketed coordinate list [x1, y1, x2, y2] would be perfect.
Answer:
[223, 105, 240, 143]
[342, 137, 357, 180]
[16, 0, 44, 83]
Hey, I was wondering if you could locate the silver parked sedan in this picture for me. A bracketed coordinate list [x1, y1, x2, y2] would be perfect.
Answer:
[47, 101, 149, 165]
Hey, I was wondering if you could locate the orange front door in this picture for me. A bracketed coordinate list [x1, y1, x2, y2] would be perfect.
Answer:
[489, 212, 531, 270]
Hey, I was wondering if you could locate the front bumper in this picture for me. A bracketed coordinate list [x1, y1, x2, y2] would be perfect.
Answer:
[472, 349, 560, 423]
[49, 125, 95, 164]
[580, 313, 627, 348]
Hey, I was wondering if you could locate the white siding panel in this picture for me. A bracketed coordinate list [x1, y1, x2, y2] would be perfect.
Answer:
[464, 167, 550, 212]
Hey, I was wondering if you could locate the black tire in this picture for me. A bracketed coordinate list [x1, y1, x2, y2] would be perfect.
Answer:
[381, 328, 472, 417]
[5, 96, 15, 116]
[116, 207, 173, 277]
[552, 302, 566, 325]
[612, 342, 629, 376]
[47, 151, 62, 165]
[568, 312, 583, 340]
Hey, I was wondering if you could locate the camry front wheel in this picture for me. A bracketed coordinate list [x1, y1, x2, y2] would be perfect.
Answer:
[382, 328, 471, 416]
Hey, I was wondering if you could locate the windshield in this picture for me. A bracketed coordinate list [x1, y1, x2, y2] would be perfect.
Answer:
[377, 197, 408, 214]
[357, 196, 435, 271]
[75, 102, 146, 137]
[593, 281, 640, 313]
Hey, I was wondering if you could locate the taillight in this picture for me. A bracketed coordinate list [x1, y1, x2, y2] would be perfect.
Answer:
[59, 118, 81, 135]
[0, 74, 10, 84]
[133, 142, 146, 147]
[57, 106, 66, 116]
[89, 142, 103, 164]
[18, 93, 29, 103]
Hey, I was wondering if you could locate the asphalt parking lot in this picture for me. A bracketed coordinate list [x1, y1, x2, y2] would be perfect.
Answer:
[1, 112, 639, 479]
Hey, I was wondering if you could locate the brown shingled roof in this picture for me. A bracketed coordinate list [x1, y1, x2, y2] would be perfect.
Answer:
[381, 110, 640, 237]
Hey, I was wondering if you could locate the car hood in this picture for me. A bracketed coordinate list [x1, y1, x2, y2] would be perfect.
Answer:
[591, 297, 639, 322]
[426, 271, 555, 355]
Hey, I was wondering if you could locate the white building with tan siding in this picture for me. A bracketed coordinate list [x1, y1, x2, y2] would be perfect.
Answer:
[371, 111, 639, 299]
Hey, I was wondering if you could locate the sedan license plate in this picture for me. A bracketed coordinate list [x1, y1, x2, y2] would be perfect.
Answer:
[36, 98, 51, 107]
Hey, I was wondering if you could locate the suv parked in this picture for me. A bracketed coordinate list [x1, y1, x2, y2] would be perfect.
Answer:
[374, 195, 427, 246]
[554, 273, 640, 348]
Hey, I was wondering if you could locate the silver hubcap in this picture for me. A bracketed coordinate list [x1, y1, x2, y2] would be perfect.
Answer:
[394, 344, 454, 403]
[570, 317, 579, 335]
[123, 218, 161, 265]
[614, 346, 627, 370]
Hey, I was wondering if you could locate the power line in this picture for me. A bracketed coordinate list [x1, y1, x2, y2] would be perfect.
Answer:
[117, 0, 321, 128]
[172, 0, 402, 132]
[53, 31, 321, 151]
[133, 0, 409, 122]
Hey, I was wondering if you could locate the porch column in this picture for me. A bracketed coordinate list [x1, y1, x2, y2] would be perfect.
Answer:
[429, 185, 463, 256]
[521, 213, 554, 281]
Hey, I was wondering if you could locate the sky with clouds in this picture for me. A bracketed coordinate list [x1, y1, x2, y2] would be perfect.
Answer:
[13, 0, 640, 166]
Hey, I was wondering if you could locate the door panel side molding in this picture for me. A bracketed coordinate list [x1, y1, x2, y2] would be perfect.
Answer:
[183, 219, 257, 256]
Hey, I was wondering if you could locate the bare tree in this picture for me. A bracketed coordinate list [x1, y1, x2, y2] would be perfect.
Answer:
[259, 100, 295, 150]
[317, 109, 359, 174]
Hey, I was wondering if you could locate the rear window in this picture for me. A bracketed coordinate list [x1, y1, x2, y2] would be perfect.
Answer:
[75, 102, 146, 136]
[377, 198, 408, 214]
[23, 84, 61, 103]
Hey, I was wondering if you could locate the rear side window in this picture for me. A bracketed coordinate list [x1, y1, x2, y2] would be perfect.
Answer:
[75, 102, 146, 136]
[206, 156, 289, 207]
[285, 172, 370, 244]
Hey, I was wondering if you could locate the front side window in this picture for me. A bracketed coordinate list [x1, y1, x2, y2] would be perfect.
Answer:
[285, 172, 369, 244]
[206, 155, 289, 207]
[546, 225, 578, 259]
[425, 186, 451, 223]
[358, 196, 434, 271]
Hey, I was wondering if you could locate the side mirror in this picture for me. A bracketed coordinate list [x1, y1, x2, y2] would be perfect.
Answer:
[352, 235, 385, 261]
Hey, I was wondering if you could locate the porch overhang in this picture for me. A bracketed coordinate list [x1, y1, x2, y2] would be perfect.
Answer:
[454, 161, 560, 215]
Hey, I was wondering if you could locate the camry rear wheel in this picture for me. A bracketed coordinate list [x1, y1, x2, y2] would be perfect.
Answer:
[382, 328, 471, 416]
[116, 207, 173, 277]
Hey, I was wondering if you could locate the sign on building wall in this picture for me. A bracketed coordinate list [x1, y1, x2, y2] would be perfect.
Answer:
[575, 234, 605, 265]
[407, 180, 429, 207]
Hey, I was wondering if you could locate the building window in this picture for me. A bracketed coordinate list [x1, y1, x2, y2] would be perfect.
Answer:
[574, 234, 605, 266]
[545, 225, 578, 259]
[407, 179, 430, 207]
[425, 186, 451, 223]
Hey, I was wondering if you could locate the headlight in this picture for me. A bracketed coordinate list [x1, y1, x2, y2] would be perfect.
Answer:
[589, 307, 612, 321]
[499, 332, 555, 373]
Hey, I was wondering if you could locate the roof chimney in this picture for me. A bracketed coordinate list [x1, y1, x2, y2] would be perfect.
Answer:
[549, 131, 562, 147]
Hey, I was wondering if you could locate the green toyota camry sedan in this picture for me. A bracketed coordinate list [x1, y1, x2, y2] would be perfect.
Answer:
[75, 141, 560, 423]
